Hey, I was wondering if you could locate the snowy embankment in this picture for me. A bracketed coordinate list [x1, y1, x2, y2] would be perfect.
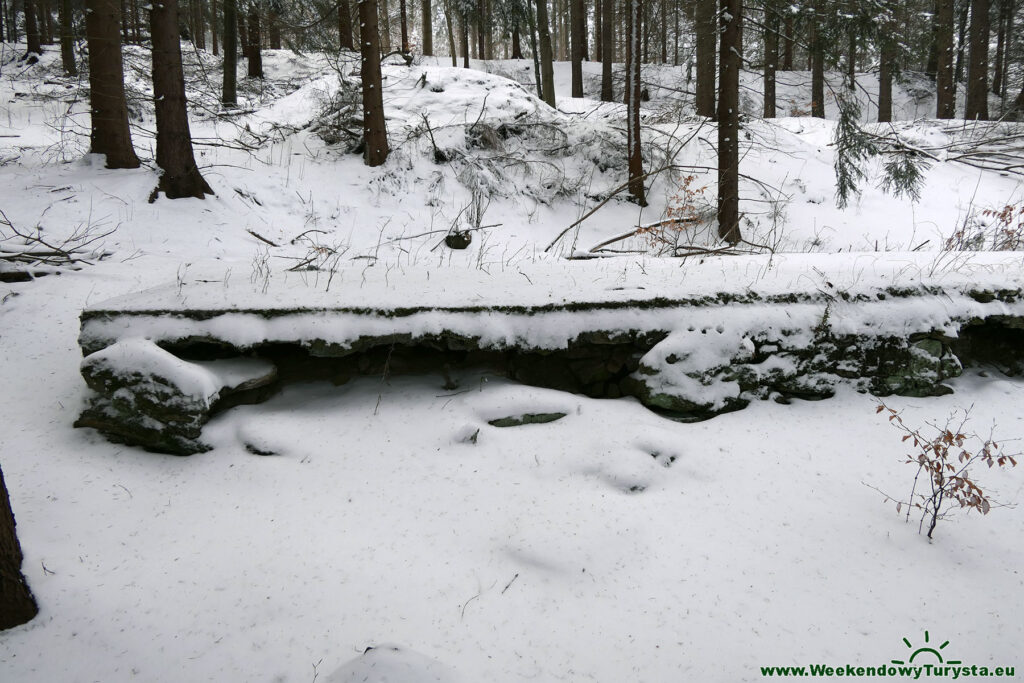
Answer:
[74, 253, 1024, 454]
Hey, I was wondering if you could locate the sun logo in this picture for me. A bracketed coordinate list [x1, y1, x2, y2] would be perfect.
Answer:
[891, 631, 962, 666]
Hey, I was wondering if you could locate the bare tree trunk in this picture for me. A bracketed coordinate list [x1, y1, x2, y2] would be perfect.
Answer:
[130, 0, 141, 43]
[85, 0, 140, 168]
[528, 0, 542, 96]
[782, 12, 793, 70]
[211, 0, 219, 54]
[237, 6, 249, 59]
[992, 0, 1010, 95]
[810, 0, 824, 118]
[695, 0, 715, 117]
[717, 0, 741, 243]
[443, 0, 456, 65]
[151, 0, 213, 199]
[954, 0, 968, 84]
[625, 0, 645, 205]
[659, 0, 666, 63]
[358, 0, 389, 166]
[570, 0, 584, 96]
[1000, 0, 1015, 98]
[41, 0, 54, 44]
[512, 23, 522, 58]
[222, 0, 237, 104]
[594, 0, 602, 60]
[0, 463, 37, 631]
[537, 0, 556, 106]
[338, 0, 353, 49]
[600, 0, 613, 100]
[936, 0, 955, 117]
[59, 0, 76, 75]
[846, 29, 856, 88]
[24, 0, 42, 57]
[268, 4, 281, 49]
[421, 0, 432, 54]
[247, 3, 262, 78]
[763, 2, 777, 118]
[878, 38, 894, 122]
[380, 0, 391, 51]
[476, 0, 485, 59]
[399, 0, 409, 52]
[460, 10, 469, 66]
[965, 0, 989, 119]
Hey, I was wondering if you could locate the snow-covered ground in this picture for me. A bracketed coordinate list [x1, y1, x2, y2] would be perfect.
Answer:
[1, 42, 1024, 681]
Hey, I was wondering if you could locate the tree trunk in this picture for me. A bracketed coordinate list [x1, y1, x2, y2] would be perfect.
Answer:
[1000, 0, 1015, 98]
[695, 0, 715, 117]
[247, 4, 262, 78]
[268, 6, 281, 49]
[150, 0, 213, 199]
[85, 0, 140, 168]
[594, 0, 602, 60]
[421, 0, 432, 55]
[626, 0, 645, 205]
[992, 0, 1010, 95]
[763, 2, 777, 118]
[0, 463, 38, 631]
[512, 23, 522, 58]
[965, 0, 989, 119]
[926, 0, 939, 79]
[460, 10, 469, 66]
[222, 0, 237, 105]
[782, 12, 793, 70]
[954, 0, 968, 84]
[528, 0, 543, 96]
[659, 0, 666, 63]
[59, 0, 76, 75]
[810, 0, 824, 118]
[846, 29, 856, 88]
[338, 0, 353, 49]
[537, 0, 556, 106]
[718, 0, 740, 243]
[211, 0, 218, 54]
[358, 0, 389, 166]
[399, 0, 409, 52]
[476, 1, 485, 60]
[237, 6, 249, 59]
[570, 0, 584, 96]
[24, 0, 42, 56]
[443, 0, 456, 65]
[380, 0, 391, 51]
[130, 0, 141, 43]
[600, 0, 613, 101]
[936, 0, 955, 117]
[878, 38, 894, 122]
[42, 0, 54, 44]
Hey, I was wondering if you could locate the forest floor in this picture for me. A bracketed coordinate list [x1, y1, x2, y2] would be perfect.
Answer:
[1, 43, 1023, 682]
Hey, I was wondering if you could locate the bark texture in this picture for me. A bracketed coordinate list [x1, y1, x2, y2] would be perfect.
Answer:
[717, 0, 741, 243]
[0, 463, 38, 631]
[85, 0, 140, 168]
[359, 0, 389, 167]
[151, 0, 214, 199]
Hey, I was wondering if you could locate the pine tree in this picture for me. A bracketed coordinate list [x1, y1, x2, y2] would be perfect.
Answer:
[625, 0, 646, 205]
[717, 0, 741, 242]
[359, 0, 389, 166]
[150, 0, 214, 199]
[222, 0, 238, 105]
[85, 0, 140, 168]
[965, 0, 990, 119]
